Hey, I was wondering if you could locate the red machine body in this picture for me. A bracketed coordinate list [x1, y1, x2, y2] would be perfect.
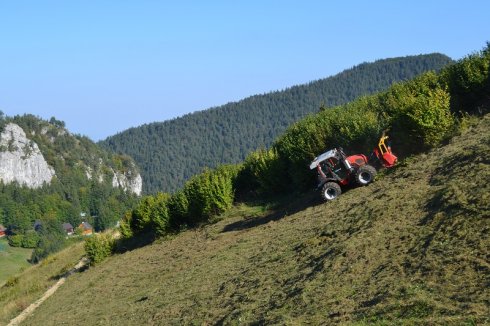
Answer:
[373, 136, 397, 168]
[309, 136, 397, 201]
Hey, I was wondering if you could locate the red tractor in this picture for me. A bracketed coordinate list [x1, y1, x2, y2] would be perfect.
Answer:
[310, 136, 397, 201]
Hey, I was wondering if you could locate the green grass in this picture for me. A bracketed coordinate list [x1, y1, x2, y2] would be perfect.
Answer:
[0, 238, 33, 286]
[11, 114, 490, 325]
[0, 241, 85, 325]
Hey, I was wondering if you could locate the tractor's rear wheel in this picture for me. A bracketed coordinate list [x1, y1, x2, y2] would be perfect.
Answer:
[355, 164, 377, 186]
[321, 182, 341, 201]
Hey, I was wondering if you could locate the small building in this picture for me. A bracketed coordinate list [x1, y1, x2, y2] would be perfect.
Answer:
[62, 222, 74, 235]
[78, 221, 93, 236]
[0, 224, 6, 237]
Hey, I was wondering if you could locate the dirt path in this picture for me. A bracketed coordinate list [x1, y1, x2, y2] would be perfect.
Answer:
[8, 258, 88, 326]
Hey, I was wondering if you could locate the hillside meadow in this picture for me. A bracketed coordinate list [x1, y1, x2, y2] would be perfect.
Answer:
[0, 242, 85, 325]
[0, 238, 32, 286]
[16, 113, 489, 325]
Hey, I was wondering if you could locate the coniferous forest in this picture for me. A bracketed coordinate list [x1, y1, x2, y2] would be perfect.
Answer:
[100, 54, 453, 193]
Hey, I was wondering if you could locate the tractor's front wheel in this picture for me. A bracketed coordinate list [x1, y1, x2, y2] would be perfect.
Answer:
[321, 182, 341, 201]
[355, 164, 377, 186]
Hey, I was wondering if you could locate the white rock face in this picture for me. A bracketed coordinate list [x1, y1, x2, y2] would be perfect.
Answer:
[0, 123, 56, 188]
[112, 169, 143, 196]
[87, 162, 143, 196]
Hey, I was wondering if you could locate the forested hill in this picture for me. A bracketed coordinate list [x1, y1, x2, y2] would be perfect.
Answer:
[100, 53, 453, 193]
[0, 114, 140, 262]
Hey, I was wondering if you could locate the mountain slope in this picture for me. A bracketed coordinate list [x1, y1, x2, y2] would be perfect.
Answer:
[100, 54, 453, 193]
[22, 114, 489, 325]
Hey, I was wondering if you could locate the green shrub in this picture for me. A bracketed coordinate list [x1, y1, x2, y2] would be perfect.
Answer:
[183, 165, 239, 224]
[128, 192, 172, 237]
[21, 230, 40, 248]
[151, 193, 171, 236]
[84, 233, 115, 265]
[119, 211, 133, 239]
[7, 234, 23, 247]
[240, 148, 287, 195]
[168, 190, 190, 227]
[383, 72, 454, 152]
[439, 43, 490, 114]
[31, 226, 66, 263]
[130, 195, 155, 232]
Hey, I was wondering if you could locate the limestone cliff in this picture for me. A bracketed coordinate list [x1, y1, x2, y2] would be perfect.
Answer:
[0, 121, 143, 195]
[112, 169, 143, 196]
[0, 123, 55, 188]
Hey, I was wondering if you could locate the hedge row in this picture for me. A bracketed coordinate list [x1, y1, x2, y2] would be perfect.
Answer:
[120, 165, 240, 240]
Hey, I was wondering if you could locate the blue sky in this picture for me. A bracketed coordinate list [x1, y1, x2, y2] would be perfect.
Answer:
[1, 1, 489, 141]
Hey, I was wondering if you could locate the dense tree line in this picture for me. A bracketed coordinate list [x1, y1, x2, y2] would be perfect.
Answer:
[0, 114, 139, 262]
[105, 45, 488, 267]
[100, 54, 453, 194]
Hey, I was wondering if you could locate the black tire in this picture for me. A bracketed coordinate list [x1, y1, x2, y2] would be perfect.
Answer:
[355, 164, 377, 186]
[321, 182, 342, 201]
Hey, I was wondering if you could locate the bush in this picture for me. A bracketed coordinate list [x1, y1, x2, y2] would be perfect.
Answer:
[128, 193, 171, 237]
[119, 211, 133, 239]
[151, 193, 171, 236]
[168, 190, 190, 227]
[21, 230, 40, 248]
[130, 195, 155, 232]
[383, 72, 454, 152]
[183, 165, 239, 224]
[240, 148, 286, 195]
[439, 43, 490, 114]
[84, 233, 115, 265]
[31, 232, 65, 263]
[7, 234, 23, 247]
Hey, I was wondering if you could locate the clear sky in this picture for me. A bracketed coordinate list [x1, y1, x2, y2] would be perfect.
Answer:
[1, 1, 489, 141]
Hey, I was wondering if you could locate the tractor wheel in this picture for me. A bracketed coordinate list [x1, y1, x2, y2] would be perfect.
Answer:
[355, 164, 377, 186]
[321, 182, 342, 201]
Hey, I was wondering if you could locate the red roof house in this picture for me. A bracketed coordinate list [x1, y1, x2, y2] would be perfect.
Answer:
[78, 222, 93, 236]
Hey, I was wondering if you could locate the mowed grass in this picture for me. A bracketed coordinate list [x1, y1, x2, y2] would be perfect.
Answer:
[0, 241, 85, 325]
[0, 238, 32, 286]
[19, 114, 490, 325]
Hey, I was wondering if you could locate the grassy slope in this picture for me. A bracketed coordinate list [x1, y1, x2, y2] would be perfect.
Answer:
[0, 242, 85, 325]
[21, 115, 490, 325]
[0, 239, 32, 286]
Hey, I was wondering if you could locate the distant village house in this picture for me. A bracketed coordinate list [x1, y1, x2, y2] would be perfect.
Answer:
[78, 221, 93, 236]
[62, 222, 74, 235]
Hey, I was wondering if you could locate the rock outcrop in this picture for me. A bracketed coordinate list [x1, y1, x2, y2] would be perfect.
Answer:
[0, 123, 55, 188]
[112, 169, 143, 196]
[0, 122, 143, 195]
